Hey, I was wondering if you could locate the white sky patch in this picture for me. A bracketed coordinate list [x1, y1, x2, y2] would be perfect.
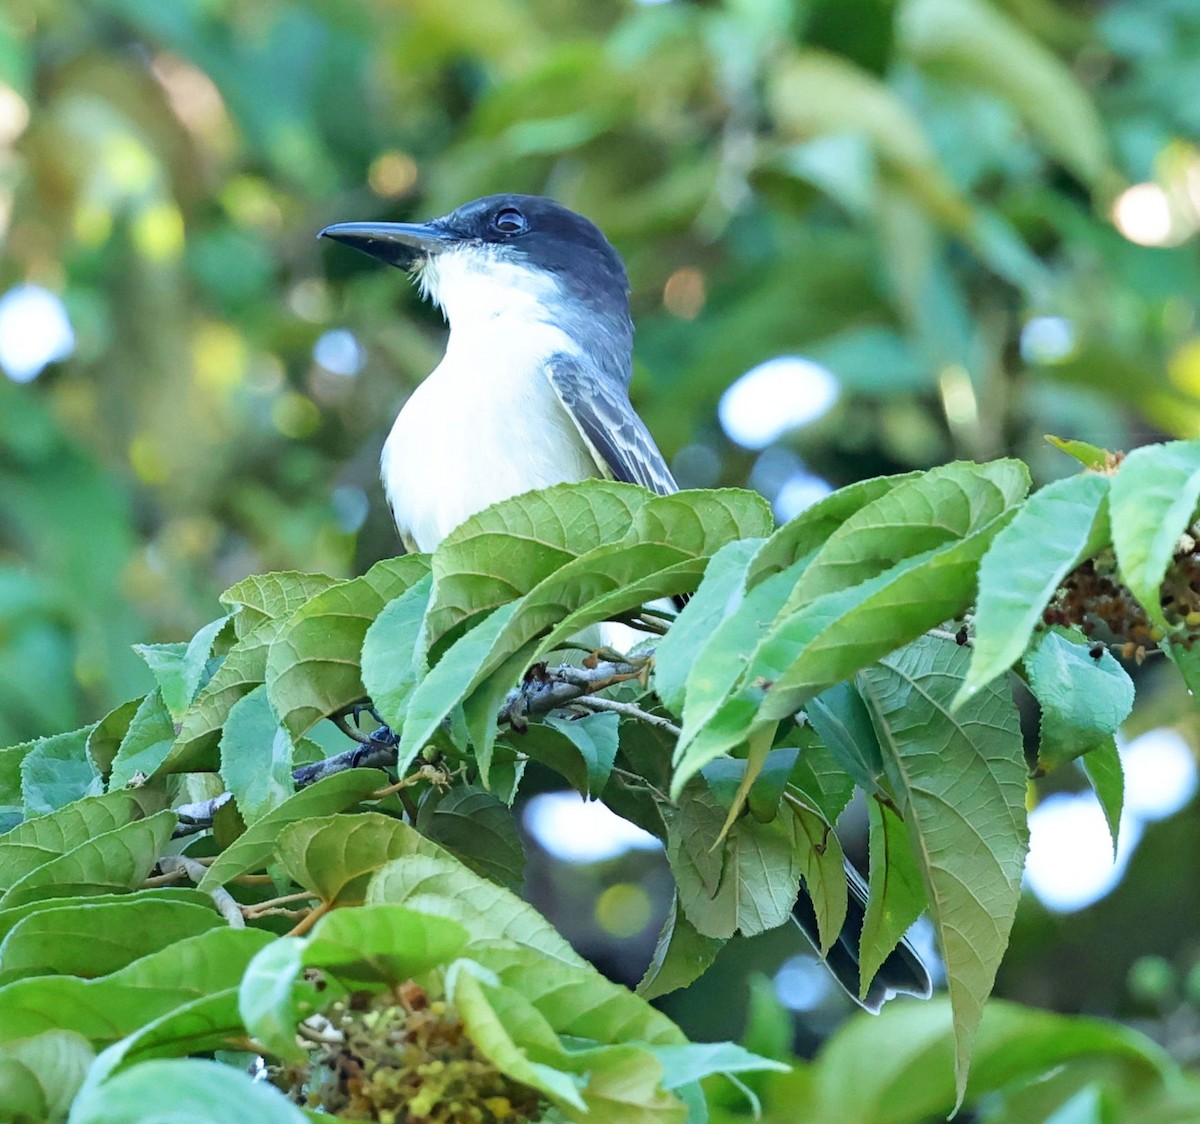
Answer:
[0, 285, 75, 383]
[1121, 727, 1198, 822]
[523, 791, 661, 864]
[313, 328, 365, 377]
[719, 356, 839, 450]
[1025, 794, 1142, 913]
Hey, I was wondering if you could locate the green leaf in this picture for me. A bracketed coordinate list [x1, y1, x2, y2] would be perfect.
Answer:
[108, 691, 177, 789]
[0, 927, 272, 1045]
[69, 1058, 308, 1124]
[1046, 435, 1111, 471]
[451, 969, 589, 1111]
[276, 811, 435, 905]
[20, 726, 101, 816]
[1110, 440, 1200, 630]
[645, 1041, 789, 1088]
[786, 792, 847, 956]
[1025, 630, 1134, 771]
[266, 555, 431, 740]
[859, 636, 1027, 1102]
[859, 798, 928, 1002]
[86, 698, 143, 778]
[369, 850, 589, 968]
[426, 480, 651, 644]
[0, 789, 164, 894]
[964, 472, 1111, 697]
[1, 809, 177, 908]
[654, 537, 762, 716]
[668, 779, 801, 939]
[0, 1030, 93, 1122]
[786, 460, 1029, 605]
[541, 712, 620, 798]
[416, 784, 526, 893]
[360, 573, 433, 728]
[218, 685, 294, 823]
[898, 0, 1109, 185]
[0, 743, 32, 833]
[0, 889, 215, 946]
[806, 680, 884, 795]
[239, 904, 469, 1062]
[1080, 737, 1124, 857]
[748, 472, 921, 585]
[788, 728, 857, 827]
[133, 615, 229, 721]
[637, 893, 724, 1001]
[0, 895, 220, 984]
[220, 570, 340, 638]
[196, 769, 386, 891]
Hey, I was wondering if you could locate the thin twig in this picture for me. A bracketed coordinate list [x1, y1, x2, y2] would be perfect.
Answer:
[159, 855, 245, 928]
[286, 899, 332, 938]
[242, 889, 320, 921]
[570, 695, 682, 737]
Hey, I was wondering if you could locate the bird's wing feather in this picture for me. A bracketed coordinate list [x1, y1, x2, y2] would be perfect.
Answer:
[545, 355, 677, 496]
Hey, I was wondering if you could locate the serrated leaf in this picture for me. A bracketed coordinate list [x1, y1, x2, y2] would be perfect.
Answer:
[787, 460, 1029, 605]
[654, 538, 762, 716]
[219, 685, 294, 823]
[0, 927, 272, 1045]
[196, 769, 386, 891]
[541, 712, 620, 798]
[1025, 630, 1134, 771]
[133, 615, 229, 721]
[1, 809, 176, 908]
[220, 570, 340, 639]
[69, 1058, 308, 1124]
[369, 849, 589, 968]
[108, 691, 177, 789]
[788, 729, 857, 826]
[266, 555, 432, 740]
[1080, 737, 1124, 857]
[637, 894, 724, 1001]
[452, 969, 590, 1110]
[360, 573, 434, 728]
[749, 472, 921, 585]
[0, 743, 32, 833]
[417, 785, 526, 893]
[786, 792, 847, 955]
[239, 903, 469, 1062]
[0, 789, 165, 894]
[859, 798, 928, 1002]
[859, 636, 1027, 1102]
[0, 889, 214, 946]
[20, 725, 101, 816]
[85, 698, 143, 778]
[668, 780, 801, 939]
[806, 680, 885, 794]
[1110, 440, 1200, 631]
[426, 480, 652, 644]
[0, 1030, 93, 1121]
[964, 472, 1111, 697]
[0, 895, 220, 984]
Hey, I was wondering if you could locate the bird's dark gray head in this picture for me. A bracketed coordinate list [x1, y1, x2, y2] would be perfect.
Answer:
[319, 195, 632, 377]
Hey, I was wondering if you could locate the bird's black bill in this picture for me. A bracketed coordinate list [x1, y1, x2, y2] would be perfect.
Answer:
[318, 220, 456, 270]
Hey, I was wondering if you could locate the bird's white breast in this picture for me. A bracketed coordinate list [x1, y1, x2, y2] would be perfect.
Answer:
[381, 249, 601, 552]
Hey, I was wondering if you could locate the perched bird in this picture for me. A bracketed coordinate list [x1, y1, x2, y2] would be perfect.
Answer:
[319, 194, 931, 1011]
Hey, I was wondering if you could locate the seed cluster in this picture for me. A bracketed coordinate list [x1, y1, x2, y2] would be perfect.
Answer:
[1043, 543, 1200, 662]
[275, 980, 545, 1123]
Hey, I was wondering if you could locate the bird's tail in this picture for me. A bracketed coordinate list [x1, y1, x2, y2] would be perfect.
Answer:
[790, 859, 933, 1013]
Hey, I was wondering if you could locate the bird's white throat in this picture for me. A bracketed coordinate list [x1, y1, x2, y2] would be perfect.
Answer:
[382, 247, 601, 552]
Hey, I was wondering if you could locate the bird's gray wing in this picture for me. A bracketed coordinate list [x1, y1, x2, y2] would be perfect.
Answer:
[545, 355, 677, 496]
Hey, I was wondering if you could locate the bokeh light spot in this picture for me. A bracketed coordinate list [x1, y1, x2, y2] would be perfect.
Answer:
[523, 791, 661, 863]
[193, 321, 247, 395]
[0, 285, 75, 383]
[1121, 727, 1197, 822]
[368, 151, 419, 198]
[719, 357, 839, 449]
[0, 82, 30, 145]
[1021, 317, 1076, 365]
[313, 329, 365, 377]
[774, 955, 833, 1012]
[1111, 183, 1177, 247]
[132, 202, 186, 263]
[663, 267, 706, 320]
[272, 392, 321, 439]
[595, 883, 653, 938]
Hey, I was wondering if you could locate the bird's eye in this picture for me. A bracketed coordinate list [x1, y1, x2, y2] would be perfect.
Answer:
[492, 207, 528, 236]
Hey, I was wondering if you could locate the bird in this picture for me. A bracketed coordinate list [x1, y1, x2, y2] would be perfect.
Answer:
[319, 193, 931, 1011]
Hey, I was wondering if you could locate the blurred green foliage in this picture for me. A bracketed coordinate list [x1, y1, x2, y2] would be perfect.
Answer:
[2, 0, 1200, 1070]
